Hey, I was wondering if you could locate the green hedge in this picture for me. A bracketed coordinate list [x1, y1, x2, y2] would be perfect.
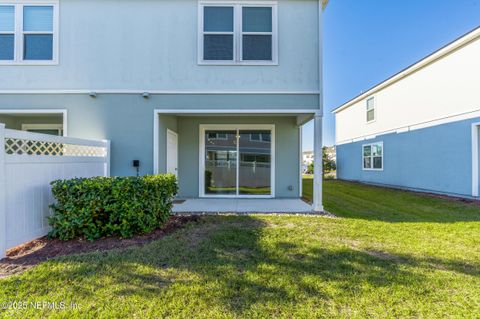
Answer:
[48, 174, 178, 241]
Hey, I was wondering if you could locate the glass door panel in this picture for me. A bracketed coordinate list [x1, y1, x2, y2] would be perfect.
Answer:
[204, 130, 237, 195]
[238, 130, 271, 195]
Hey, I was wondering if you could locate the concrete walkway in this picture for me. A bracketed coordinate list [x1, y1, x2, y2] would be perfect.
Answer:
[172, 198, 316, 214]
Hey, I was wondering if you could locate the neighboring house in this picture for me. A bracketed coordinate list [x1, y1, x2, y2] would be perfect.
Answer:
[0, 0, 326, 210]
[324, 146, 335, 162]
[303, 151, 314, 166]
[333, 27, 480, 198]
[302, 147, 335, 173]
[302, 151, 314, 172]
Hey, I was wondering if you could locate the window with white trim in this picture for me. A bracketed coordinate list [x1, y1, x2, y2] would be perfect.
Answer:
[22, 124, 63, 136]
[199, 2, 277, 65]
[366, 97, 375, 122]
[363, 142, 383, 170]
[0, 2, 58, 64]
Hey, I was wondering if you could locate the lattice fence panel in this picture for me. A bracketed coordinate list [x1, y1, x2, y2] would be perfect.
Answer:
[5, 138, 106, 157]
[63, 144, 106, 157]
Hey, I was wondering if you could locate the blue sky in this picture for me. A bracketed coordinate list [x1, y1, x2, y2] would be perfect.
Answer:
[302, 0, 480, 151]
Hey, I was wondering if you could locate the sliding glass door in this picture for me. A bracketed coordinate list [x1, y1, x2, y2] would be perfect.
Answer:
[204, 130, 237, 195]
[238, 130, 272, 195]
[202, 125, 274, 197]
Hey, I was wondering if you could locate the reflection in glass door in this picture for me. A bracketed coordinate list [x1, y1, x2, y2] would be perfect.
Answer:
[238, 130, 271, 195]
[203, 127, 273, 197]
[204, 130, 237, 195]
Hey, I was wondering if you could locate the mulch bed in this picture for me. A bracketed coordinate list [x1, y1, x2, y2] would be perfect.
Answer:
[0, 215, 201, 279]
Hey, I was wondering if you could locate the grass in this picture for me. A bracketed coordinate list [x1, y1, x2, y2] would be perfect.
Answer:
[302, 174, 314, 202]
[1, 180, 480, 318]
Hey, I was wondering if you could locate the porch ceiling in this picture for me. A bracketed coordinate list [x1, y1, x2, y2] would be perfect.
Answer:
[156, 111, 316, 126]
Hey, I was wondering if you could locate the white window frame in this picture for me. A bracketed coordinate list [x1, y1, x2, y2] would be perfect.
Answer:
[198, 1, 278, 66]
[0, 1, 59, 65]
[366, 96, 376, 123]
[362, 141, 383, 171]
[21, 123, 63, 135]
[199, 124, 275, 198]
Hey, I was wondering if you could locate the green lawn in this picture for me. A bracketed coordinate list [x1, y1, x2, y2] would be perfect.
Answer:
[1, 180, 480, 318]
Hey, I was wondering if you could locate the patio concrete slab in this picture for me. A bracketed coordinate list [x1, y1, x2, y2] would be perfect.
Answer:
[173, 198, 314, 214]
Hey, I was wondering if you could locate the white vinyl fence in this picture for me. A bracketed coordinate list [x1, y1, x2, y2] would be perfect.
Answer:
[0, 124, 110, 258]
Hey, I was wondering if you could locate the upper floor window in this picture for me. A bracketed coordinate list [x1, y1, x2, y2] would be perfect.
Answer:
[363, 142, 383, 170]
[0, 2, 58, 65]
[366, 97, 375, 122]
[198, 2, 278, 65]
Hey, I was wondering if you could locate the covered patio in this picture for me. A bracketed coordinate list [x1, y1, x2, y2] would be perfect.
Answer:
[173, 198, 314, 214]
[154, 109, 324, 212]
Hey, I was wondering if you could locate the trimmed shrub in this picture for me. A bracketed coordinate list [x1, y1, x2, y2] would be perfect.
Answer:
[48, 174, 178, 241]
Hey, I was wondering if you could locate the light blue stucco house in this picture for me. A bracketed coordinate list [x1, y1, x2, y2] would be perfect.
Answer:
[0, 0, 326, 211]
[334, 27, 480, 199]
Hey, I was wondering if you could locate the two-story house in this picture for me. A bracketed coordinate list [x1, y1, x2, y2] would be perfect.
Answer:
[0, 0, 326, 211]
[334, 27, 480, 199]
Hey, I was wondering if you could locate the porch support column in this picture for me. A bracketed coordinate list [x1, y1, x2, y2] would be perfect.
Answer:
[313, 113, 324, 212]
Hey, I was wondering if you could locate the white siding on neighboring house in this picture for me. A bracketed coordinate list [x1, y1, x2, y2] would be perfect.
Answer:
[335, 32, 480, 144]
